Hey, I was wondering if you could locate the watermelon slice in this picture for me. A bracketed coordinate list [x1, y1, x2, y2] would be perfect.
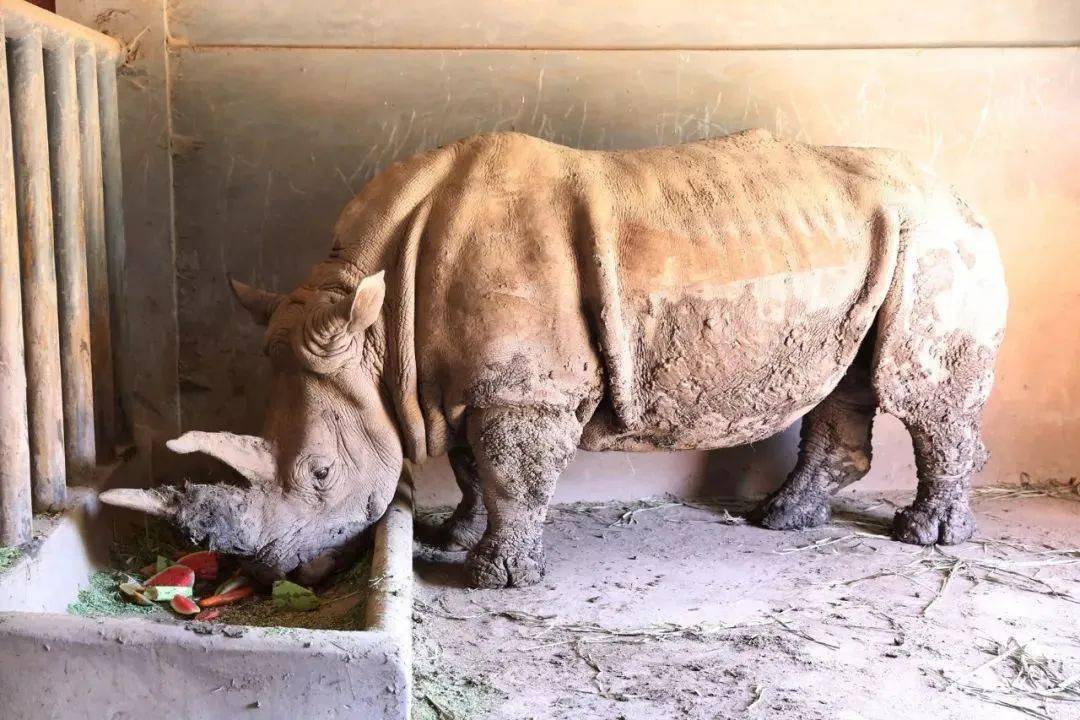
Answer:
[213, 574, 249, 596]
[145, 564, 195, 588]
[144, 585, 193, 601]
[176, 551, 219, 581]
[118, 582, 153, 606]
[170, 595, 200, 616]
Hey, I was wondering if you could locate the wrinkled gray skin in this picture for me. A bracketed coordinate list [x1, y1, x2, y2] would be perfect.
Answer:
[101, 130, 1007, 588]
[101, 274, 402, 585]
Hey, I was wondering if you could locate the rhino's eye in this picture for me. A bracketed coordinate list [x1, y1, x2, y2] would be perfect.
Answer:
[307, 456, 333, 491]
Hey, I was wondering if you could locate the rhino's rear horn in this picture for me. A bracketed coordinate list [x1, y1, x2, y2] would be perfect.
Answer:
[166, 431, 276, 487]
[228, 275, 285, 326]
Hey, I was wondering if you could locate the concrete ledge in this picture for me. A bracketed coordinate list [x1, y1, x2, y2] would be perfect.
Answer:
[0, 614, 406, 717]
[0, 488, 110, 613]
[365, 475, 414, 653]
[0, 478, 415, 719]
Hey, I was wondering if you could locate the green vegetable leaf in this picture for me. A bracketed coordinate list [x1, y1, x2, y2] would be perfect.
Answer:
[156, 555, 170, 573]
[271, 580, 320, 612]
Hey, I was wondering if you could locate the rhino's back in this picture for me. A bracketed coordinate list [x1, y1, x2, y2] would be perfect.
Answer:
[411, 132, 914, 451]
[597, 130, 912, 290]
[575, 132, 913, 450]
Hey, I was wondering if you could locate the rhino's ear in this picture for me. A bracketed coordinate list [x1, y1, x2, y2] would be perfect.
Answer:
[340, 270, 386, 335]
[228, 274, 285, 326]
[299, 270, 385, 367]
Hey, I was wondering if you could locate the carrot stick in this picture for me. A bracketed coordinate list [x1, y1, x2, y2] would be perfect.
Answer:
[198, 585, 253, 608]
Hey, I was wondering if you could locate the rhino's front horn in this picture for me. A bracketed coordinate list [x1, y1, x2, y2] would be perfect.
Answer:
[166, 431, 276, 487]
[99, 487, 180, 518]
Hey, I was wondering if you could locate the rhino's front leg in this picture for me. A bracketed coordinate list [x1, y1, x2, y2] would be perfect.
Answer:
[431, 447, 487, 551]
[464, 405, 581, 589]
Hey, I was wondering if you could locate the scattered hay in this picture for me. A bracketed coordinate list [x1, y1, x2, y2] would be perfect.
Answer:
[776, 531, 889, 555]
[828, 510, 893, 535]
[943, 637, 1080, 719]
[566, 639, 643, 702]
[111, 515, 194, 573]
[67, 571, 163, 619]
[414, 596, 767, 648]
[671, 501, 747, 526]
[72, 516, 375, 630]
[413, 598, 840, 654]
[569, 640, 633, 699]
[973, 477, 1080, 503]
[0, 546, 22, 574]
[417, 506, 454, 526]
[67, 518, 192, 619]
[412, 622, 502, 720]
[860, 497, 903, 512]
[553, 495, 748, 529]
[765, 612, 840, 650]
[609, 499, 685, 527]
[839, 545, 1080, 611]
[217, 551, 373, 631]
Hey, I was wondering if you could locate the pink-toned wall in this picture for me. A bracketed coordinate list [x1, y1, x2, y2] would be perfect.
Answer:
[62, 1, 1080, 504]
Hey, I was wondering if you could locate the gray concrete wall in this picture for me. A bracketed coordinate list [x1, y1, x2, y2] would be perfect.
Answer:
[59, 1, 1080, 505]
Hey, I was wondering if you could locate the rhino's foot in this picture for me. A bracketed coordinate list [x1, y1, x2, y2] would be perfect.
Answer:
[465, 536, 545, 589]
[416, 505, 487, 552]
[893, 499, 976, 545]
[750, 485, 831, 531]
[435, 512, 487, 552]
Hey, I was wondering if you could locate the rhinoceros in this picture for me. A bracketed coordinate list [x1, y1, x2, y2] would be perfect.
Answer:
[101, 129, 1007, 588]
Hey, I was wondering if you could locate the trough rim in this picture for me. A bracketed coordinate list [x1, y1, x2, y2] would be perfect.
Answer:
[0, 473, 415, 717]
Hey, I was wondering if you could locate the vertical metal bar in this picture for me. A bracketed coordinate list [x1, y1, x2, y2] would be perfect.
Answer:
[75, 46, 112, 461]
[46, 40, 94, 482]
[97, 53, 124, 451]
[0, 21, 34, 545]
[10, 29, 66, 511]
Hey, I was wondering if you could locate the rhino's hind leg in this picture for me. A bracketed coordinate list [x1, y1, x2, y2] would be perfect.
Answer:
[892, 420, 984, 545]
[872, 217, 1003, 545]
[751, 356, 875, 531]
[429, 447, 488, 551]
[875, 312, 998, 546]
[464, 405, 580, 589]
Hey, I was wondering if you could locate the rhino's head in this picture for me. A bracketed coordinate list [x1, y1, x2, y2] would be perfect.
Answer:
[101, 270, 403, 585]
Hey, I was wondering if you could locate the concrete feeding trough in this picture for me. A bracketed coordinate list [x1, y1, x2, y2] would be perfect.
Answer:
[0, 479, 415, 719]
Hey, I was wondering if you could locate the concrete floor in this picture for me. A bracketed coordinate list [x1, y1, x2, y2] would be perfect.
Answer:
[412, 487, 1080, 719]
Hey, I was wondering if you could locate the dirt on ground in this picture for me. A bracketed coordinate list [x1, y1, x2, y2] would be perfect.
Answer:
[413, 485, 1080, 720]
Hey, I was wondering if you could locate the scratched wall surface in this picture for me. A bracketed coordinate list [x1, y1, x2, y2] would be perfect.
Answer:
[110, 2, 1080, 502]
